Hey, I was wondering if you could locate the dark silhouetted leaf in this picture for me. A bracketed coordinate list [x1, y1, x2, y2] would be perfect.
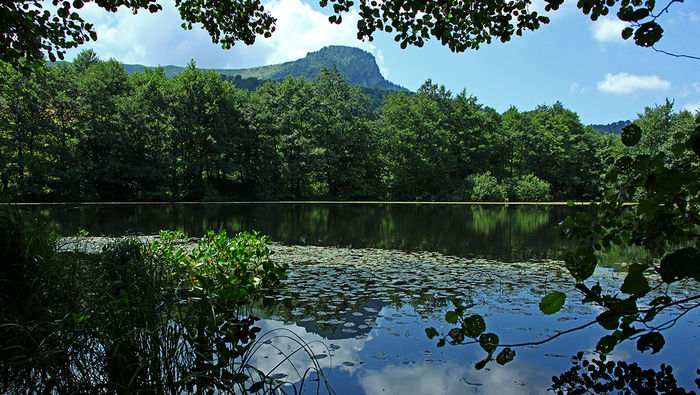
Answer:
[596, 335, 618, 354]
[479, 333, 499, 353]
[425, 327, 439, 339]
[448, 327, 465, 343]
[462, 314, 486, 338]
[620, 264, 650, 295]
[565, 248, 597, 281]
[596, 310, 619, 330]
[475, 358, 489, 370]
[659, 247, 700, 283]
[637, 332, 665, 354]
[621, 123, 642, 147]
[496, 347, 515, 365]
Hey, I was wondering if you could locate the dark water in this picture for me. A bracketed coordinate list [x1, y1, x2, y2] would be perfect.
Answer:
[29, 202, 582, 262]
[25, 203, 699, 393]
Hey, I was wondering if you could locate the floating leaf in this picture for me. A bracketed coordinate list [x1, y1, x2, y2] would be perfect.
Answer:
[445, 310, 460, 324]
[539, 291, 566, 315]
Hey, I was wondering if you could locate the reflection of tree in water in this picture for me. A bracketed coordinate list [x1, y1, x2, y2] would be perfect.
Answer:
[551, 352, 700, 394]
[33, 203, 597, 261]
[468, 205, 508, 236]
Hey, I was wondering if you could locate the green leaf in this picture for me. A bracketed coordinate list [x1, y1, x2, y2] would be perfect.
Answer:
[496, 347, 515, 365]
[232, 372, 249, 383]
[671, 143, 686, 156]
[621, 26, 633, 39]
[596, 335, 618, 354]
[444, 310, 460, 324]
[637, 332, 665, 354]
[425, 327, 439, 339]
[633, 21, 663, 47]
[248, 381, 265, 392]
[462, 314, 486, 338]
[621, 123, 642, 147]
[659, 247, 700, 283]
[479, 333, 499, 353]
[539, 291, 566, 315]
[620, 264, 650, 295]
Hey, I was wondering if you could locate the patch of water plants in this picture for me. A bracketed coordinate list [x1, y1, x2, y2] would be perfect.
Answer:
[0, 207, 334, 393]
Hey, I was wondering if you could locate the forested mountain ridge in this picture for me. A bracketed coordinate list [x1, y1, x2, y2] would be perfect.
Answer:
[589, 120, 631, 135]
[4, 55, 696, 203]
[120, 45, 405, 91]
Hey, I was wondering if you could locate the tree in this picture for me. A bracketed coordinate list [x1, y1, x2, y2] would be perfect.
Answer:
[323, 0, 680, 52]
[1, 0, 689, 75]
[427, 109, 700, 372]
[1, 0, 275, 73]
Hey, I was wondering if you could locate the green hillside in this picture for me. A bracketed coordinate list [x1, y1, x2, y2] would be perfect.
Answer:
[121, 45, 406, 91]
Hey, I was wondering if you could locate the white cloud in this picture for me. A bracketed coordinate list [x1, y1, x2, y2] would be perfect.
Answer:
[245, 319, 371, 382]
[678, 11, 700, 23]
[358, 361, 553, 395]
[569, 82, 589, 94]
[259, 0, 373, 65]
[684, 100, 700, 113]
[56, 0, 388, 76]
[590, 17, 629, 43]
[693, 82, 700, 93]
[597, 73, 671, 94]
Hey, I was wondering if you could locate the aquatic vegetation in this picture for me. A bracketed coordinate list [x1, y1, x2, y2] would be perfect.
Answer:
[0, 211, 304, 393]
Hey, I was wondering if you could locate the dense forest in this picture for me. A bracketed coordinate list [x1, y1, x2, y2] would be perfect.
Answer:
[1, 53, 697, 202]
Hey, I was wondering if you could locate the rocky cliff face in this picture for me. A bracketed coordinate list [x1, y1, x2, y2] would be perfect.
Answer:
[277, 45, 404, 91]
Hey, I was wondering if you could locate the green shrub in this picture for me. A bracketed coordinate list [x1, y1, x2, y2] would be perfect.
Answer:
[511, 174, 551, 202]
[469, 172, 507, 202]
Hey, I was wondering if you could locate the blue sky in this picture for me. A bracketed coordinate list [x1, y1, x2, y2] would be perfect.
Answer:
[60, 0, 700, 125]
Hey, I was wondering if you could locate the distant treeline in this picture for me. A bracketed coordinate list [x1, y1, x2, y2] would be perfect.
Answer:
[1, 55, 696, 202]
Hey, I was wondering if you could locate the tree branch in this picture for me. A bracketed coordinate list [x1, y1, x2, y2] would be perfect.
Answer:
[651, 47, 700, 61]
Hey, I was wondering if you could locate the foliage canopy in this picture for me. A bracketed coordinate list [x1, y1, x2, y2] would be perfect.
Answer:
[0, 0, 686, 73]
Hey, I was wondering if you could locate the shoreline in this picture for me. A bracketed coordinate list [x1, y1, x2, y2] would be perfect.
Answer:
[11, 200, 594, 206]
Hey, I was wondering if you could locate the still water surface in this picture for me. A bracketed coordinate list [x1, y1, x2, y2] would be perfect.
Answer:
[33, 203, 578, 261]
[29, 203, 700, 393]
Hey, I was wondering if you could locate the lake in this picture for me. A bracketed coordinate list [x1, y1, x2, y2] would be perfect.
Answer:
[26, 203, 700, 393]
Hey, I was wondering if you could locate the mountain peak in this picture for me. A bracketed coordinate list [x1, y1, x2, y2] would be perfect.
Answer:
[226, 45, 404, 91]
[119, 45, 405, 91]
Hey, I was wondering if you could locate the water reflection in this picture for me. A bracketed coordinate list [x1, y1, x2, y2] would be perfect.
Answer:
[29, 203, 582, 261]
[249, 244, 700, 393]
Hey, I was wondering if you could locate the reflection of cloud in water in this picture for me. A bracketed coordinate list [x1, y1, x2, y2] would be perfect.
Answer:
[246, 319, 372, 382]
[358, 362, 552, 395]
